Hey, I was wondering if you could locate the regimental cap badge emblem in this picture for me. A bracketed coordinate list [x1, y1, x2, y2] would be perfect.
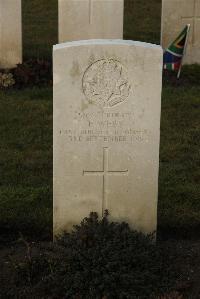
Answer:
[82, 59, 131, 108]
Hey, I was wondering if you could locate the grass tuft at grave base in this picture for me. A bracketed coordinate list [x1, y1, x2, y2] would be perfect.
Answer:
[1, 212, 175, 299]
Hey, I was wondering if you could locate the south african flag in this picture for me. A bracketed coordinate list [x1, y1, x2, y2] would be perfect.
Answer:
[163, 24, 190, 75]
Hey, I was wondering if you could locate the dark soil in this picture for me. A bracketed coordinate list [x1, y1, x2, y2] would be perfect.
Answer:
[0, 238, 200, 299]
[163, 239, 200, 299]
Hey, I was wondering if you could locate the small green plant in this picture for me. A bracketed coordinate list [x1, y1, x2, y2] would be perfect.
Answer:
[0, 59, 52, 90]
[10, 212, 174, 299]
[12, 59, 52, 88]
[0, 72, 15, 88]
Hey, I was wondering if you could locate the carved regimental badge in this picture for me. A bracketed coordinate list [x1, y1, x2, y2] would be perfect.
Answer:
[82, 59, 131, 108]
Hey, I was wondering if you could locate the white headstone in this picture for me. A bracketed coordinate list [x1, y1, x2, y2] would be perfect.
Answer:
[0, 0, 22, 68]
[58, 0, 124, 42]
[53, 39, 163, 236]
[161, 0, 200, 64]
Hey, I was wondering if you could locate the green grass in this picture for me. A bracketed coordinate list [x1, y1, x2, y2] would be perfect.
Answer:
[0, 0, 199, 241]
[124, 0, 161, 44]
[22, 0, 161, 61]
[22, 0, 58, 60]
[159, 84, 200, 236]
[0, 88, 52, 240]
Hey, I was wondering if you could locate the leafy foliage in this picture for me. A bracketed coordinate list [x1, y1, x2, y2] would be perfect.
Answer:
[13, 59, 52, 88]
[9, 212, 173, 299]
[0, 72, 15, 89]
[0, 59, 52, 89]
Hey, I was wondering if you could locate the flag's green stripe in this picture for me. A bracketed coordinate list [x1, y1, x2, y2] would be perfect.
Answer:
[169, 45, 184, 55]
[165, 63, 173, 70]
[172, 26, 188, 44]
[168, 25, 188, 52]
[164, 25, 189, 73]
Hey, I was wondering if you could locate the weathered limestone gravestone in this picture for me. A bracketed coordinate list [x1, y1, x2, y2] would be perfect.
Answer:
[58, 0, 124, 42]
[0, 0, 22, 68]
[53, 39, 163, 236]
[161, 0, 200, 64]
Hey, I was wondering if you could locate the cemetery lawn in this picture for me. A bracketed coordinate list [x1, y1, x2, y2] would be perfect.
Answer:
[0, 74, 199, 242]
[0, 0, 200, 297]
[159, 77, 200, 238]
[0, 88, 53, 241]
[22, 0, 58, 60]
[0, 0, 199, 242]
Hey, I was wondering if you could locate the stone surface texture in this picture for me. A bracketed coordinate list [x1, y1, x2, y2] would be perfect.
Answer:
[161, 0, 200, 64]
[0, 0, 22, 68]
[53, 39, 163, 236]
[58, 0, 124, 42]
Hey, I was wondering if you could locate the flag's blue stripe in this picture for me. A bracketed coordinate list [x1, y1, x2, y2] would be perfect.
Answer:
[163, 51, 181, 64]
[165, 49, 183, 58]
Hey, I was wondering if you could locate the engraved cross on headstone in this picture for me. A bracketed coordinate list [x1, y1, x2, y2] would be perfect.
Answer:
[83, 147, 128, 215]
[181, 0, 200, 45]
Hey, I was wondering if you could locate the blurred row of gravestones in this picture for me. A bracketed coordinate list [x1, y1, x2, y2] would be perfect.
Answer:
[0, 0, 199, 69]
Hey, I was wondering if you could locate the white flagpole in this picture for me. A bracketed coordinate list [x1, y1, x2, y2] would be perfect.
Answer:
[177, 24, 191, 79]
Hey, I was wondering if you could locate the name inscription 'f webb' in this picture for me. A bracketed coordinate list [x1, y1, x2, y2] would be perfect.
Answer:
[83, 147, 129, 215]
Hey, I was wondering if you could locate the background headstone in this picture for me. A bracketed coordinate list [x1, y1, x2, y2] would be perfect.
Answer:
[161, 0, 200, 64]
[58, 0, 124, 42]
[53, 39, 163, 236]
[0, 0, 22, 68]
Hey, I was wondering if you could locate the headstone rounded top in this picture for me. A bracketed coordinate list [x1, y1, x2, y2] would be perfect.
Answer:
[54, 39, 162, 50]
